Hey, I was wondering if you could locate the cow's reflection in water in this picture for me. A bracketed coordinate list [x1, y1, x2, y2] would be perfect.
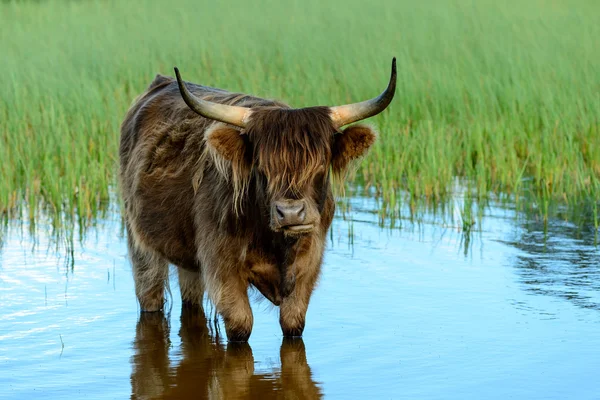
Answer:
[131, 306, 322, 399]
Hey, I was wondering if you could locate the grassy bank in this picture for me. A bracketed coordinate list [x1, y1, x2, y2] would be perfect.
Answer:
[1, 0, 599, 229]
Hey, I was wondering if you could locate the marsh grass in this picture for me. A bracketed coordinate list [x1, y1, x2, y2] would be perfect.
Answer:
[1, 0, 599, 231]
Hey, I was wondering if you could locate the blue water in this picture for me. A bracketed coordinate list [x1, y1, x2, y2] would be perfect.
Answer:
[1, 197, 599, 399]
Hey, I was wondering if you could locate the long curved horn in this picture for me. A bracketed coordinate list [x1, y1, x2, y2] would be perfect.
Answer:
[174, 67, 251, 128]
[329, 57, 397, 128]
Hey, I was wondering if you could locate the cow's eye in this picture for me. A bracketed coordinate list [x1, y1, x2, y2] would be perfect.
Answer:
[313, 171, 325, 186]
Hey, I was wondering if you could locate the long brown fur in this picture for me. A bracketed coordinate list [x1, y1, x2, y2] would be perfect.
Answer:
[120, 74, 376, 341]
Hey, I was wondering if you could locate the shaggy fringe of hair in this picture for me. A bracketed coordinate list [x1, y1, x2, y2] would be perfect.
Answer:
[246, 107, 336, 199]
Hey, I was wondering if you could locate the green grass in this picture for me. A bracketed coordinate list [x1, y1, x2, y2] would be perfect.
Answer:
[1, 0, 599, 229]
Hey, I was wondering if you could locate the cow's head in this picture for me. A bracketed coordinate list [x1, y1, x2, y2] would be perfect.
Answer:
[175, 59, 396, 235]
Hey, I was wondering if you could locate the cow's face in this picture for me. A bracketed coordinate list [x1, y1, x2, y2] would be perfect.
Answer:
[205, 107, 376, 235]
[175, 59, 395, 235]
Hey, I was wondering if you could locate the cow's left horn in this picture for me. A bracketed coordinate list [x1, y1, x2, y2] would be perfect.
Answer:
[329, 57, 397, 128]
[174, 67, 251, 128]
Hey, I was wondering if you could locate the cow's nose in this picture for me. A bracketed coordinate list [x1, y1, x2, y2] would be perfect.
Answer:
[274, 201, 306, 226]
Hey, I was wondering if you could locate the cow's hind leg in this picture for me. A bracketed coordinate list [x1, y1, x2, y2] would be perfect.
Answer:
[128, 232, 168, 312]
[177, 267, 205, 308]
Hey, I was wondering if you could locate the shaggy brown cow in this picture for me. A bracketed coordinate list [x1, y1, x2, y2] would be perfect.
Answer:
[119, 58, 396, 341]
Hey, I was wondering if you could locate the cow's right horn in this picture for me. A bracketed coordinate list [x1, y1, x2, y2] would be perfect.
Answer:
[174, 67, 252, 128]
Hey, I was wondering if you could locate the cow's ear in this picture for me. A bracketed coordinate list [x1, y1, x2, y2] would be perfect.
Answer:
[206, 124, 248, 163]
[332, 124, 377, 174]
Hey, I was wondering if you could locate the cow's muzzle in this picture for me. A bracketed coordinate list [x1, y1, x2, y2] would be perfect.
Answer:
[272, 199, 314, 233]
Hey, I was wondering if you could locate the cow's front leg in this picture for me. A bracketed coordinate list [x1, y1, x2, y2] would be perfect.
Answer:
[210, 272, 253, 342]
[279, 260, 321, 337]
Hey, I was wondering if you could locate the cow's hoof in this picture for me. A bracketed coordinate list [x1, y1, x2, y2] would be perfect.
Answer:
[281, 326, 304, 337]
[139, 297, 164, 312]
[226, 327, 252, 342]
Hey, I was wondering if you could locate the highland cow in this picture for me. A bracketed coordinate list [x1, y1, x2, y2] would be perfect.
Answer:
[119, 58, 396, 341]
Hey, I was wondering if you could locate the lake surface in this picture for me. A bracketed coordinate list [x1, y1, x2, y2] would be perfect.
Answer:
[1, 195, 599, 399]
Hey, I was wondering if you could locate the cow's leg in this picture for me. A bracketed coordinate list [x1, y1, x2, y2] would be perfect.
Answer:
[205, 270, 253, 342]
[279, 240, 323, 337]
[128, 232, 168, 312]
[279, 269, 319, 337]
[177, 267, 205, 308]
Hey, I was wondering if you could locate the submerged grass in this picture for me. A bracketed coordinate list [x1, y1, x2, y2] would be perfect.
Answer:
[1, 0, 599, 229]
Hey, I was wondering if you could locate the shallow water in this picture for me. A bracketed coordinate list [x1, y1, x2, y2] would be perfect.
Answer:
[1, 197, 599, 399]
